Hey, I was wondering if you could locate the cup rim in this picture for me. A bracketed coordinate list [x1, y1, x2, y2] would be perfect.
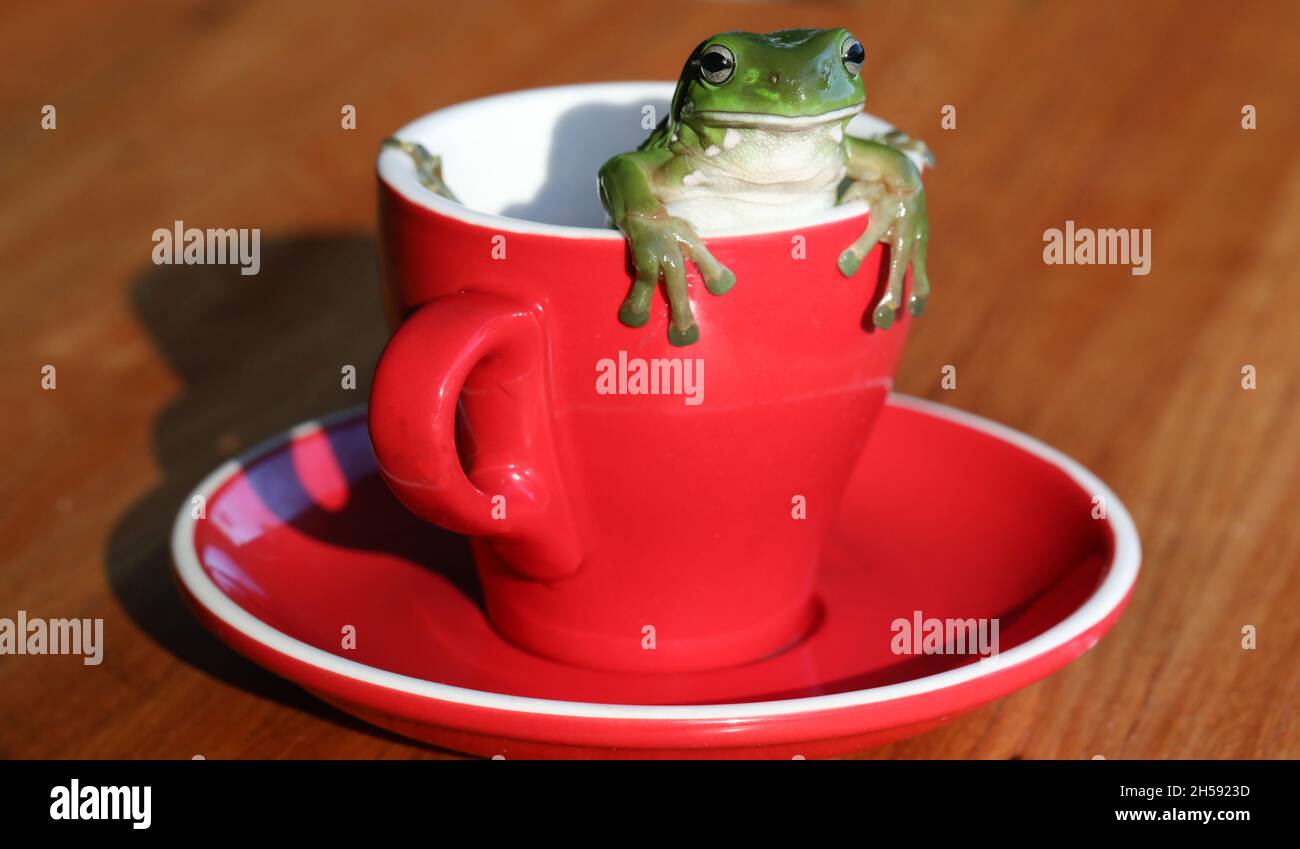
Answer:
[377, 80, 899, 240]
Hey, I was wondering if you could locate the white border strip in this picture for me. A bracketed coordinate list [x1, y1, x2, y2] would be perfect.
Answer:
[170, 395, 1140, 721]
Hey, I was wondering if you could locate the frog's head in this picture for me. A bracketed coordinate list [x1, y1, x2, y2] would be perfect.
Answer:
[673, 28, 866, 129]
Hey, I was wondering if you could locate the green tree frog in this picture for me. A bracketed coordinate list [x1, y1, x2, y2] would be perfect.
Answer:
[598, 28, 933, 346]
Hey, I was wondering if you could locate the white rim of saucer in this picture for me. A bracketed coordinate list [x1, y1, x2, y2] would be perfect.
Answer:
[171, 395, 1141, 722]
[377, 80, 899, 239]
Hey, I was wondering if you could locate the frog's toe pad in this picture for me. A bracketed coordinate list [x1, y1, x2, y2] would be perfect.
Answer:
[872, 303, 896, 330]
[908, 293, 927, 317]
[837, 250, 862, 277]
[618, 302, 651, 328]
[706, 268, 735, 296]
[668, 323, 700, 347]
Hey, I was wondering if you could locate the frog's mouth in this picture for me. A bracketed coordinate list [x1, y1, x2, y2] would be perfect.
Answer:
[687, 103, 862, 130]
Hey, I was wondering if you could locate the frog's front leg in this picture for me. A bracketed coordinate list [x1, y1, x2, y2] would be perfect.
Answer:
[864, 130, 936, 171]
[599, 151, 734, 346]
[838, 137, 931, 330]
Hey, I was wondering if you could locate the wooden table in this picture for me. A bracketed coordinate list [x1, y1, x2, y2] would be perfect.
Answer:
[2, 0, 1296, 759]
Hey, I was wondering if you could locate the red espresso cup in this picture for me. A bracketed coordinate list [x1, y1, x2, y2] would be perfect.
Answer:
[370, 82, 912, 673]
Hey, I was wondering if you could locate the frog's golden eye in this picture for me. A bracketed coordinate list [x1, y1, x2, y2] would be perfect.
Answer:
[698, 44, 735, 85]
[841, 37, 865, 76]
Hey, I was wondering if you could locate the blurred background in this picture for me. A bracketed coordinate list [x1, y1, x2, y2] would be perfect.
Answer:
[1, 0, 1296, 758]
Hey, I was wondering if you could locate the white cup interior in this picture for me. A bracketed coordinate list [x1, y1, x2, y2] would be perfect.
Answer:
[379, 81, 898, 239]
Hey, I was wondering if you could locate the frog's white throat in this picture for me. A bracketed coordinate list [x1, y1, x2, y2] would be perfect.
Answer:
[663, 107, 857, 232]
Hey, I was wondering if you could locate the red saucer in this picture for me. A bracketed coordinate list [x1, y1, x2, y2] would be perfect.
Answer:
[172, 396, 1139, 758]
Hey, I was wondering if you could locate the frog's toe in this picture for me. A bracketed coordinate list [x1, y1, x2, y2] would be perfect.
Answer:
[618, 301, 651, 328]
[838, 249, 862, 277]
[668, 322, 700, 347]
[908, 292, 927, 317]
[705, 268, 735, 296]
[872, 302, 896, 330]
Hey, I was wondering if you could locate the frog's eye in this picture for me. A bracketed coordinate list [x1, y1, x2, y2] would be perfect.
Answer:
[698, 44, 736, 85]
[841, 37, 865, 76]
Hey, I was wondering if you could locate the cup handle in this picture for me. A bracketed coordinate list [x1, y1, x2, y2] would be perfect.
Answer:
[368, 292, 582, 581]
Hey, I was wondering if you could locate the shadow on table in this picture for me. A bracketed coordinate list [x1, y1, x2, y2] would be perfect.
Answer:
[104, 234, 460, 751]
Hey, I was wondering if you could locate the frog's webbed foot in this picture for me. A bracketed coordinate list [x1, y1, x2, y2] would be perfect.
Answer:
[619, 212, 734, 346]
[382, 137, 459, 201]
[837, 183, 930, 330]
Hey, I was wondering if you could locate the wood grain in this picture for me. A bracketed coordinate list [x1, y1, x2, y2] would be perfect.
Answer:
[1, 0, 1296, 759]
